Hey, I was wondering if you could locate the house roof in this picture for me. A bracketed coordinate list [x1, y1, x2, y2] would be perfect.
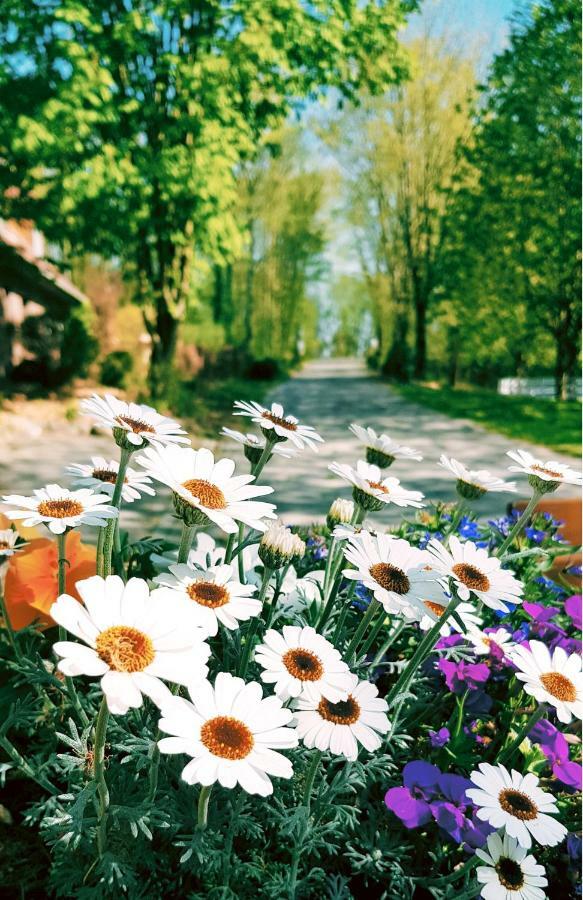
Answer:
[0, 220, 88, 315]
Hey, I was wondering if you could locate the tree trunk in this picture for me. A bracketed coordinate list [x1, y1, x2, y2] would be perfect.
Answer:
[413, 295, 427, 380]
[147, 301, 179, 401]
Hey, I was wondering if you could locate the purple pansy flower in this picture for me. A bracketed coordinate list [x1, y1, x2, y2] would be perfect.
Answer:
[565, 594, 582, 630]
[428, 727, 450, 749]
[437, 659, 490, 694]
[530, 719, 582, 791]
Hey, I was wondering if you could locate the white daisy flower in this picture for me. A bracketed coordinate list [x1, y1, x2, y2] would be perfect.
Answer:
[153, 563, 261, 637]
[413, 599, 483, 636]
[0, 528, 19, 562]
[476, 831, 548, 900]
[466, 763, 568, 849]
[221, 427, 298, 461]
[329, 460, 424, 512]
[468, 627, 516, 657]
[158, 671, 298, 796]
[342, 530, 446, 616]
[349, 424, 423, 467]
[438, 455, 517, 500]
[255, 625, 354, 703]
[293, 675, 390, 760]
[67, 456, 156, 504]
[509, 640, 582, 724]
[81, 393, 189, 448]
[51, 575, 210, 715]
[426, 535, 523, 613]
[2, 485, 117, 535]
[507, 449, 582, 493]
[135, 445, 276, 533]
[233, 400, 324, 451]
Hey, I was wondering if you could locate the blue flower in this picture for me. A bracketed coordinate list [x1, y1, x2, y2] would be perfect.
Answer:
[524, 527, 546, 544]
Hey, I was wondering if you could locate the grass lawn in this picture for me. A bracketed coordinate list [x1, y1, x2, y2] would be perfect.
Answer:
[393, 382, 581, 457]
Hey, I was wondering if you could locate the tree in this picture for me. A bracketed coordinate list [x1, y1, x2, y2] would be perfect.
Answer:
[324, 35, 474, 379]
[437, 0, 581, 398]
[0, 0, 416, 395]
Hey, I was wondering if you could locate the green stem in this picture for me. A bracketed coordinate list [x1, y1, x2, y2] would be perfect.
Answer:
[251, 435, 277, 478]
[331, 582, 356, 646]
[239, 568, 273, 678]
[221, 791, 245, 887]
[236, 523, 246, 582]
[101, 447, 131, 577]
[0, 582, 20, 659]
[197, 784, 213, 830]
[452, 690, 469, 740]
[224, 533, 236, 565]
[417, 856, 480, 886]
[146, 739, 161, 806]
[96, 527, 105, 578]
[288, 751, 322, 898]
[177, 522, 197, 565]
[355, 604, 388, 663]
[0, 734, 58, 795]
[385, 594, 462, 711]
[369, 620, 405, 669]
[345, 598, 380, 665]
[56, 532, 89, 726]
[498, 704, 546, 765]
[495, 491, 542, 557]
[93, 696, 110, 857]
[264, 563, 290, 630]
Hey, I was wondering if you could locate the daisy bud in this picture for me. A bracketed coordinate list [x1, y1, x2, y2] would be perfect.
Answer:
[259, 523, 305, 570]
[326, 498, 355, 531]
[455, 480, 487, 501]
[527, 474, 560, 494]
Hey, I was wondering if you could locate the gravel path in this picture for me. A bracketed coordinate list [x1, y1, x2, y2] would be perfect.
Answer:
[1, 359, 578, 542]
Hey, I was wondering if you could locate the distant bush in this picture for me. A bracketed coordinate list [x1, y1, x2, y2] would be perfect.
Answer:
[245, 357, 288, 381]
[100, 350, 134, 388]
[11, 308, 98, 388]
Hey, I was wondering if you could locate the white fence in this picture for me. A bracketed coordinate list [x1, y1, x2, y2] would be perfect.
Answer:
[498, 377, 582, 399]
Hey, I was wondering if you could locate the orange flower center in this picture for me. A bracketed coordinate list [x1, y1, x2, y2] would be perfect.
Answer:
[0, 541, 10, 550]
[282, 648, 323, 681]
[37, 499, 84, 519]
[200, 715, 254, 759]
[540, 672, 577, 702]
[187, 581, 230, 608]
[96, 625, 154, 672]
[318, 695, 361, 725]
[182, 479, 227, 509]
[92, 468, 122, 485]
[423, 600, 446, 617]
[367, 480, 389, 494]
[116, 415, 155, 434]
[452, 563, 490, 592]
[262, 411, 297, 431]
[531, 464, 562, 479]
[498, 789, 538, 821]
[369, 563, 410, 594]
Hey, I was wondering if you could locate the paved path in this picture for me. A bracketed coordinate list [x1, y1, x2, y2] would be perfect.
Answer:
[1, 359, 579, 544]
[251, 358, 580, 525]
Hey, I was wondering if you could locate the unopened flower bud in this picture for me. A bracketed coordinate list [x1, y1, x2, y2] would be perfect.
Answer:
[259, 523, 306, 570]
[326, 498, 355, 531]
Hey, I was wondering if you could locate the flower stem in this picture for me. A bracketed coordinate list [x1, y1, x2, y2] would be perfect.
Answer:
[101, 447, 131, 577]
[221, 791, 245, 887]
[146, 738, 161, 805]
[369, 620, 405, 669]
[177, 522, 197, 565]
[55, 532, 89, 726]
[0, 733, 58, 795]
[93, 696, 110, 857]
[385, 594, 462, 712]
[0, 582, 20, 659]
[355, 603, 388, 663]
[197, 784, 213, 830]
[495, 490, 542, 558]
[498, 703, 546, 765]
[345, 598, 381, 665]
[288, 751, 322, 897]
[238, 567, 273, 678]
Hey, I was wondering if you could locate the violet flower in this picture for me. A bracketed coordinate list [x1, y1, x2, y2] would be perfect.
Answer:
[530, 719, 582, 791]
[565, 594, 582, 630]
[428, 727, 450, 749]
[437, 659, 490, 694]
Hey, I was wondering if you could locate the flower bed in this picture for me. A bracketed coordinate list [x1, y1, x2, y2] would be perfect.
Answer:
[0, 399, 581, 898]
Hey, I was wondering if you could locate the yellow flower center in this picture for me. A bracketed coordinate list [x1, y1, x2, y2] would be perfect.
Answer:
[318, 695, 361, 725]
[498, 789, 538, 821]
[262, 411, 297, 431]
[116, 415, 155, 434]
[367, 480, 389, 494]
[423, 600, 446, 617]
[531, 464, 562, 479]
[282, 648, 323, 682]
[452, 562, 490, 592]
[369, 563, 410, 594]
[96, 625, 155, 673]
[182, 479, 227, 509]
[200, 715, 254, 760]
[187, 581, 230, 608]
[37, 499, 84, 519]
[92, 468, 122, 485]
[540, 672, 577, 703]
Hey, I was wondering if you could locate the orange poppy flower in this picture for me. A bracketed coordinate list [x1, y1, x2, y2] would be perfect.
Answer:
[3, 531, 96, 630]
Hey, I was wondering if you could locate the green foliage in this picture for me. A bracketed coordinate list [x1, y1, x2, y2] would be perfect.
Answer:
[435, 0, 582, 397]
[99, 352, 134, 390]
[392, 382, 582, 456]
[0, 0, 415, 390]
[10, 305, 98, 388]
